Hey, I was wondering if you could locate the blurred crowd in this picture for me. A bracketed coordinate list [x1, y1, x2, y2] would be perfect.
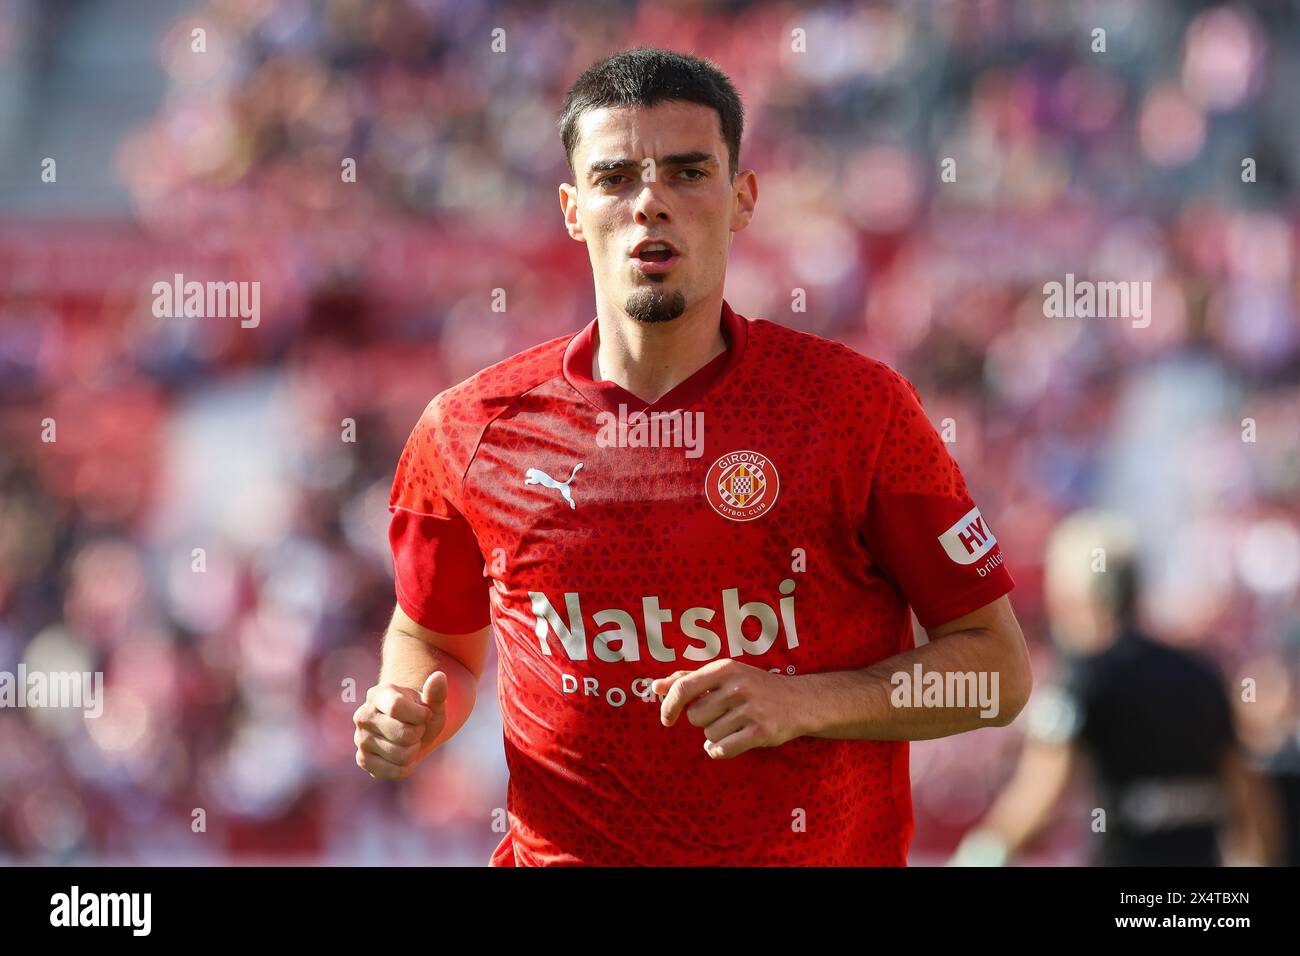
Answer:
[0, 0, 1298, 863]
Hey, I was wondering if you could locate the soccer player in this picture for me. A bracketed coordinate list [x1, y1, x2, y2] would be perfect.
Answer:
[354, 47, 1032, 866]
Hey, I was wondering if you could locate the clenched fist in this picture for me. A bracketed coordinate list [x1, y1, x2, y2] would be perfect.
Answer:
[353, 672, 448, 780]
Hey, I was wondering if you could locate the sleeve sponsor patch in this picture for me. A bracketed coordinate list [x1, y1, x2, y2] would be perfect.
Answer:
[938, 506, 998, 565]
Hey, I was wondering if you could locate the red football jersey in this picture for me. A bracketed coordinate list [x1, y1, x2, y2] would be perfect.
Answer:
[388, 300, 1014, 865]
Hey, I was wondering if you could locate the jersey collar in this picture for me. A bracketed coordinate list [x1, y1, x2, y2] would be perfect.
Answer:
[562, 299, 749, 415]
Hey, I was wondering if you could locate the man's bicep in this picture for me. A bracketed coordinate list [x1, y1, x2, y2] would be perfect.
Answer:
[925, 594, 1021, 642]
[390, 602, 490, 681]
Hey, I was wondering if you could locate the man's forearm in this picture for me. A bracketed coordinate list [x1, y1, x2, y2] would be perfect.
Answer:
[379, 628, 478, 752]
[793, 627, 1030, 741]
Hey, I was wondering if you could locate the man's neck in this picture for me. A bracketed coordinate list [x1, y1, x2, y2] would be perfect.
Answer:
[591, 290, 728, 404]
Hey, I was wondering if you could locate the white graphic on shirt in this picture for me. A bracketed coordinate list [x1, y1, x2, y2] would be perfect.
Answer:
[524, 463, 584, 509]
[938, 506, 998, 565]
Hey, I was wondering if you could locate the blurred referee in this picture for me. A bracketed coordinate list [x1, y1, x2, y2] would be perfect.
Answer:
[953, 511, 1279, 866]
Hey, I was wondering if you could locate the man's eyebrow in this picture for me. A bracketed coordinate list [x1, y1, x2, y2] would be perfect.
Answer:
[587, 159, 640, 175]
[586, 152, 719, 175]
[661, 152, 717, 167]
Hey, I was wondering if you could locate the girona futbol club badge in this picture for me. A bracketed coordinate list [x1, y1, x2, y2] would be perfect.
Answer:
[705, 450, 780, 521]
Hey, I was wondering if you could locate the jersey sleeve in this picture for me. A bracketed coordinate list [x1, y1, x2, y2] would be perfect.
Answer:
[387, 397, 492, 634]
[859, 367, 1015, 629]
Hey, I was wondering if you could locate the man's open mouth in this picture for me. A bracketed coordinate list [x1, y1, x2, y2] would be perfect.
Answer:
[631, 239, 681, 262]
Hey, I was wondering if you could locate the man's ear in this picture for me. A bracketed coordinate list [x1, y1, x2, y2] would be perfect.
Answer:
[729, 169, 758, 233]
[559, 183, 585, 242]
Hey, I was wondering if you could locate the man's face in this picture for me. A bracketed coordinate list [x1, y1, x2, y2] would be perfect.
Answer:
[559, 101, 757, 324]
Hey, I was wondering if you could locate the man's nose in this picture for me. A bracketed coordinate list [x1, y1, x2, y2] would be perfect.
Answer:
[633, 181, 671, 223]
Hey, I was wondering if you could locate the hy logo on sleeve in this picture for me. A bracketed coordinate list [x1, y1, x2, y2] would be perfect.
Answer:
[938, 506, 998, 564]
[524, 462, 584, 509]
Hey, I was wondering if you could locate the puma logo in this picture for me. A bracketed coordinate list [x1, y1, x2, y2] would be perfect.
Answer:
[524, 463, 584, 509]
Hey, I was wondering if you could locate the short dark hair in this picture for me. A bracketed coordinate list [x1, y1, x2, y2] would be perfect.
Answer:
[558, 47, 745, 180]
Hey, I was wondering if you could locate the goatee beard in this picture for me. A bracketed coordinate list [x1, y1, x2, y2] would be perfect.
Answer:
[625, 287, 687, 325]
